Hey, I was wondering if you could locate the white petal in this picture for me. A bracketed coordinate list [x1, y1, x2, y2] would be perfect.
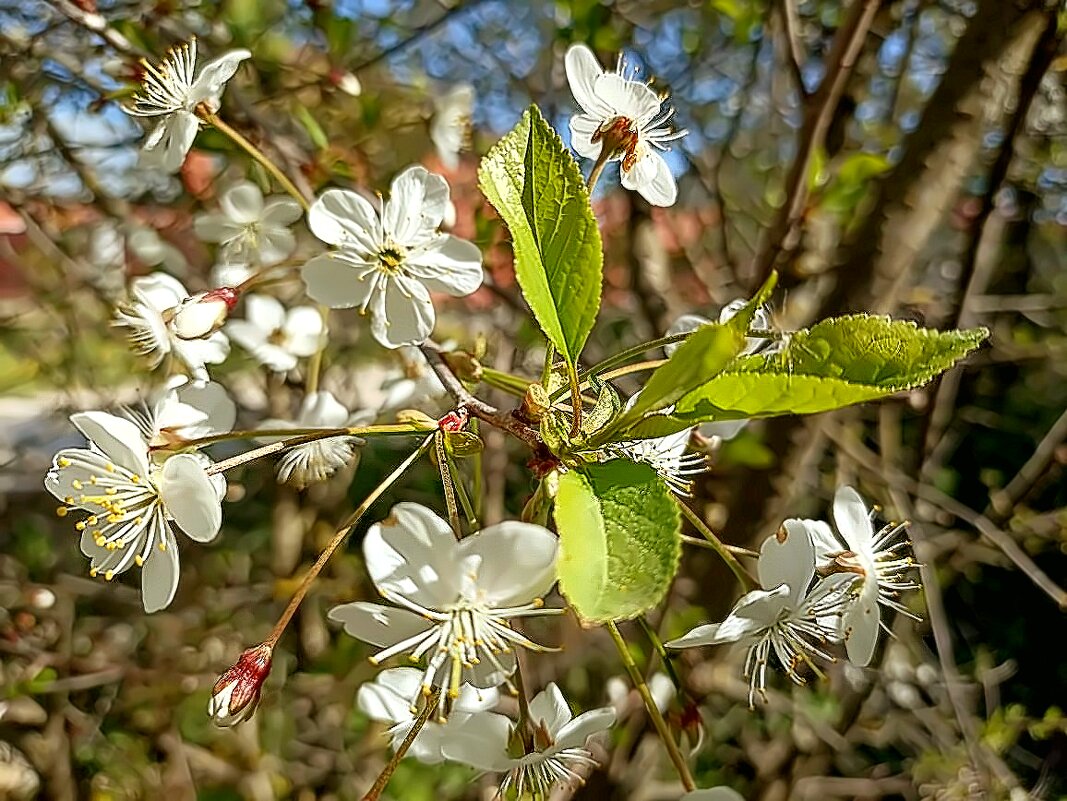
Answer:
[594, 72, 661, 121]
[194, 214, 242, 243]
[358, 668, 419, 724]
[220, 181, 265, 224]
[141, 111, 199, 173]
[383, 165, 450, 245]
[405, 235, 483, 296]
[244, 294, 286, 334]
[260, 197, 303, 227]
[457, 521, 558, 607]
[365, 503, 462, 608]
[697, 420, 748, 442]
[554, 706, 616, 751]
[131, 272, 189, 312]
[247, 341, 298, 372]
[569, 113, 604, 160]
[622, 150, 677, 207]
[297, 391, 349, 427]
[802, 518, 842, 564]
[369, 275, 434, 348]
[455, 684, 499, 714]
[281, 306, 325, 357]
[564, 44, 610, 117]
[307, 189, 380, 252]
[467, 651, 516, 688]
[327, 601, 433, 647]
[172, 332, 229, 379]
[158, 454, 222, 542]
[256, 227, 297, 266]
[187, 49, 251, 106]
[663, 314, 709, 356]
[70, 411, 150, 476]
[758, 519, 816, 597]
[301, 254, 376, 309]
[141, 527, 180, 613]
[440, 712, 513, 771]
[665, 586, 792, 648]
[833, 486, 875, 555]
[527, 683, 572, 737]
[171, 379, 236, 437]
[843, 578, 880, 666]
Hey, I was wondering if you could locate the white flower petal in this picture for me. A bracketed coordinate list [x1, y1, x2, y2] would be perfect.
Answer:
[758, 518, 816, 597]
[405, 235, 483, 296]
[594, 72, 661, 121]
[844, 578, 880, 666]
[663, 314, 709, 356]
[457, 521, 558, 607]
[307, 188, 380, 252]
[833, 485, 875, 555]
[158, 454, 222, 542]
[622, 150, 677, 207]
[666, 586, 792, 648]
[564, 44, 610, 118]
[194, 214, 243, 243]
[132, 272, 189, 312]
[70, 411, 150, 476]
[370, 275, 435, 348]
[141, 527, 180, 613]
[358, 668, 420, 723]
[187, 49, 251, 106]
[384, 166, 450, 245]
[260, 197, 303, 227]
[568, 112, 604, 160]
[527, 683, 572, 738]
[440, 712, 513, 771]
[169, 379, 236, 438]
[282, 306, 325, 357]
[256, 227, 297, 265]
[141, 110, 199, 173]
[302, 253, 377, 309]
[297, 390, 349, 427]
[220, 181, 265, 224]
[327, 601, 433, 648]
[244, 294, 287, 333]
[553, 706, 616, 751]
[803, 518, 842, 563]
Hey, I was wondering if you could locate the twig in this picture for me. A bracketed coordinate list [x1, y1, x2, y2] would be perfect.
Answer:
[676, 500, 759, 591]
[990, 405, 1067, 517]
[360, 689, 442, 801]
[349, 1, 486, 73]
[751, 0, 883, 285]
[777, 0, 807, 96]
[419, 342, 541, 449]
[47, 0, 147, 58]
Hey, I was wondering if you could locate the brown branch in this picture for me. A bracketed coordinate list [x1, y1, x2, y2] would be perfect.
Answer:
[419, 342, 541, 449]
[751, 0, 883, 286]
[47, 0, 148, 58]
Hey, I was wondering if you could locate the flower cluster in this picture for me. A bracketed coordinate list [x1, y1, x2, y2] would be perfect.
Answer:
[668, 486, 918, 705]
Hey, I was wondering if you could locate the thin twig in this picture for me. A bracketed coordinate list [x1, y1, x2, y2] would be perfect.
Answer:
[676, 500, 759, 591]
[360, 688, 442, 801]
[777, 0, 807, 96]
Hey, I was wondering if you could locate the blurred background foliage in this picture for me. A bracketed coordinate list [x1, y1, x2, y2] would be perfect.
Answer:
[1, 0, 1066, 799]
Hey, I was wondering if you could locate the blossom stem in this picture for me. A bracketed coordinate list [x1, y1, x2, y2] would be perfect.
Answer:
[265, 432, 436, 648]
[512, 656, 535, 729]
[164, 424, 423, 452]
[548, 333, 690, 403]
[200, 111, 311, 212]
[361, 687, 442, 801]
[587, 148, 611, 194]
[676, 500, 758, 591]
[445, 450, 479, 529]
[435, 432, 463, 538]
[598, 359, 668, 383]
[606, 621, 696, 792]
[567, 362, 583, 438]
[636, 616, 683, 692]
[480, 367, 531, 398]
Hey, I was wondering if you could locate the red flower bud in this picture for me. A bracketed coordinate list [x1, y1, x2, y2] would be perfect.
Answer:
[208, 642, 273, 727]
[170, 287, 240, 340]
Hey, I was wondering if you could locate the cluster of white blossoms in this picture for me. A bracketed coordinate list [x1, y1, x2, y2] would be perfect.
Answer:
[667, 486, 918, 706]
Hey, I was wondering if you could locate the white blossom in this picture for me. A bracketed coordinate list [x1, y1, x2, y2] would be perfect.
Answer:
[804, 486, 919, 667]
[430, 83, 474, 170]
[124, 38, 250, 173]
[329, 503, 560, 705]
[666, 520, 846, 707]
[211, 261, 256, 288]
[227, 294, 324, 372]
[263, 391, 366, 488]
[302, 165, 483, 348]
[45, 412, 225, 612]
[564, 43, 687, 206]
[113, 273, 230, 380]
[442, 683, 615, 797]
[194, 182, 302, 266]
[123, 376, 236, 448]
[357, 667, 499, 763]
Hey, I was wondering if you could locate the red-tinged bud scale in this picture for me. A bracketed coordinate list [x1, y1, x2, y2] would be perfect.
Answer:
[208, 642, 273, 727]
[170, 287, 241, 340]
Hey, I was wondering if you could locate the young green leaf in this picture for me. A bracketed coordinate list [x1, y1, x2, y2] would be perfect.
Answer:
[553, 460, 681, 624]
[674, 315, 988, 421]
[478, 105, 603, 368]
[595, 274, 778, 441]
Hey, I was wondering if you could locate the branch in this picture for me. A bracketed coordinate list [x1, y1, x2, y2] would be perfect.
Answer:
[419, 342, 542, 449]
[777, 0, 807, 97]
[349, 0, 487, 73]
[751, 0, 883, 286]
[47, 0, 147, 58]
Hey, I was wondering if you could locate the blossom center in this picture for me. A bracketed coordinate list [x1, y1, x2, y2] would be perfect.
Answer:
[592, 116, 641, 171]
[377, 242, 408, 274]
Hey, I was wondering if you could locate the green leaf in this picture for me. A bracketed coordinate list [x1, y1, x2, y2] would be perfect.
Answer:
[553, 461, 681, 623]
[599, 273, 778, 439]
[478, 105, 603, 367]
[674, 315, 988, 421]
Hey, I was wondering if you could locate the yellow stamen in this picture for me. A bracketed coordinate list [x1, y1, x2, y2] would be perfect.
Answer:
[56, 506, 69, 518]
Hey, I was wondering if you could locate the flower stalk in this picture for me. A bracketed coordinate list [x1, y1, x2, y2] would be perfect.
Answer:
[676, 500, 758, 591]
[360, 688, 442, 801]
[607, 621, 696, 792]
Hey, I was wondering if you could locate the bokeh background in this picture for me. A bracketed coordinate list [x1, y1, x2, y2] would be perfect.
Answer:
[1, 0, 1066, 799]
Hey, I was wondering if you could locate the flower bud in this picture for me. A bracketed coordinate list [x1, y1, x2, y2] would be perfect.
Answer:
[170, 287, 240, 340]
[208, 642, 273, 727]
